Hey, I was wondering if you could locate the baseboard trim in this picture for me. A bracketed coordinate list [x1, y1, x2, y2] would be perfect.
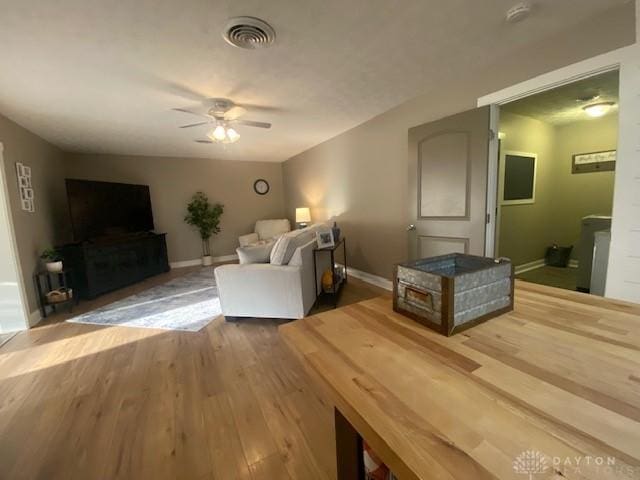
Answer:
[28, 309, 42, 327]
[515, 259, 545, 275]
[515, 258, 579, 275]
[170, 254, 238, 269]
[341, 265, 393, 291]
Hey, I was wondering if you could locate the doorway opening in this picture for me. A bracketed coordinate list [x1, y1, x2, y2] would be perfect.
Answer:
[494, 70, 618, 295]
[0, 143, 29, 334]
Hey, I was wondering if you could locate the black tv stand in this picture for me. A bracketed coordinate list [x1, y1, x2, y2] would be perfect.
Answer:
[61, 232, 170, 299]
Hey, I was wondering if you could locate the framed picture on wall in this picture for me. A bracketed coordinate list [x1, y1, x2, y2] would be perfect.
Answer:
[572, 150, 616, 174]
[501, 151, 537, 205]
[15, 161, 35, 212]
[21, 198, 33, 212]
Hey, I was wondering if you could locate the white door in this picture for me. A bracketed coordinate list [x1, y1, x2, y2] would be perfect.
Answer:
[408, 106, 491, 259]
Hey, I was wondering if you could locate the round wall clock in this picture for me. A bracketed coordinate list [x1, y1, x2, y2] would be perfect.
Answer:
[253, 179, 270, 195]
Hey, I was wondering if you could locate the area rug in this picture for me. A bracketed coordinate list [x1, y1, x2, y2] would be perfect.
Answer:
[66, 268, 221, 332]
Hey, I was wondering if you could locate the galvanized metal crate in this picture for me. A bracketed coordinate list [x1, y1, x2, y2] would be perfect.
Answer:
[393, 253, 514, 336]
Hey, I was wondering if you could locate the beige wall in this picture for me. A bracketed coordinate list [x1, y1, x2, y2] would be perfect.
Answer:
[0, 114, 68, 315]
[64, 153, 285, 264]
[283, 8, 634, 280]
[497, 113, 617, 266]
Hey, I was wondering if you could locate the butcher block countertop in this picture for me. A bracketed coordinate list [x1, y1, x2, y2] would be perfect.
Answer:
[279, 280, 640, 480]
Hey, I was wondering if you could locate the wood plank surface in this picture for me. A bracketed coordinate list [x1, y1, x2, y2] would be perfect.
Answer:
[0, 266, 388, 480]
[279, 280, 640, 480]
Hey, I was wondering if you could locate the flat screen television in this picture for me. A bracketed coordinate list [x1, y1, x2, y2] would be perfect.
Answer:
[66, 179, 155, 241]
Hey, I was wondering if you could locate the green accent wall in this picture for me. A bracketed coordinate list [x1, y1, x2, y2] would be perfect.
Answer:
[498, 112, 617, 267]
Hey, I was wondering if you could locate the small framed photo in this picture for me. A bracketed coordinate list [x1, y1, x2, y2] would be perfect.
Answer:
[316, 229, 335, 249]
[22, 165, 31, 177]
[23, 188, 34, 200]
[21, 198, 33, 212]
[19, 176, 30, 188]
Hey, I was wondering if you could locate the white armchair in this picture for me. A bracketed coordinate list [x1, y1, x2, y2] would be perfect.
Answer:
[238, 219, 290, 247]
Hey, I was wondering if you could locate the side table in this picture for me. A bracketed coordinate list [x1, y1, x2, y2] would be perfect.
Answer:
[34, 269, 78, 318]
[313, 237, 348, 308]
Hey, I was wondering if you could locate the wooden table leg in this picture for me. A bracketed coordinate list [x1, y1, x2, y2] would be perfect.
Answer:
[335, 408, 365, 480]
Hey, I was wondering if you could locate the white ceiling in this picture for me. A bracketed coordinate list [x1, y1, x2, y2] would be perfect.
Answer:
[0, 0, 632, 162]
[501, 70, 619, 125]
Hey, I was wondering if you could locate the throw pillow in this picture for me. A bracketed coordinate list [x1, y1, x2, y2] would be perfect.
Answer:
[270, 228, 315, 265]
[236, 241, 275, 264]
[269, 234, 288, 265]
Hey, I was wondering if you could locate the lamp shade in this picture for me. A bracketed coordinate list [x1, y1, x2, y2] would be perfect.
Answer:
[295, 207, 311, 223]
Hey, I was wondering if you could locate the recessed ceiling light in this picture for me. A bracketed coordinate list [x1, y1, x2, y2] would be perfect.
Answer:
[583, 102, 614, 117]
[506, 2, 532, 23]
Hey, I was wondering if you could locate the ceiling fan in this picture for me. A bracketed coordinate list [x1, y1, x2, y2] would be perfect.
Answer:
[173, 98, 272, 144]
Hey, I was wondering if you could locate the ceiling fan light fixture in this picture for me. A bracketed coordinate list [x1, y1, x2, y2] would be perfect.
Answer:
[175, 98, 271, 145]
[583, 102, 614, 117]
[226, 128, 240, 143]
[211, 125, 227, 141]
[207, 124, 241, 144]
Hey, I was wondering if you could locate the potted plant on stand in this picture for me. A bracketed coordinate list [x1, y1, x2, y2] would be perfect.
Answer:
[184, 192, 224, 266]
[41, 247, 63, 273]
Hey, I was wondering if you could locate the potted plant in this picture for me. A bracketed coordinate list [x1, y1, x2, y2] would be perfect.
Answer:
[41, 247, 63, 273]
[184, 192, 224, 266]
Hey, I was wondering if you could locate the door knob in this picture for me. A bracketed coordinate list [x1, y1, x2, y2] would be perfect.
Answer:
[407, 224, 416, 231]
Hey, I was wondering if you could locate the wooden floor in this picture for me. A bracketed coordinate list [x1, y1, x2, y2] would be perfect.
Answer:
[0, 266, 389, 480]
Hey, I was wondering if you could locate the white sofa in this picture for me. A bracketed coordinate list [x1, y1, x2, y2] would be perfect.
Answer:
[215, 225, 328, 320]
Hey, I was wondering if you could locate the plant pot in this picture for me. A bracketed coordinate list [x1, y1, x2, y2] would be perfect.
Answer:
[202, 255, 213, 266]
[45, 261, 63, 273]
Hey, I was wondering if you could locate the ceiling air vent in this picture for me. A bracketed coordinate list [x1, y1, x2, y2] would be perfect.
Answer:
[505, 3, 532, 23]
[223, 16, 276, 49]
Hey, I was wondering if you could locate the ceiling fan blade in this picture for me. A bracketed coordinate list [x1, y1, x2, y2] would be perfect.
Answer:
[224, 105, 247, 121]
[195, 139, 213, 144]
[235, 119, 272, 129]
[172, 107, 209, 118]
[179, 121, 209, 129]
[238, 103, 283, 113]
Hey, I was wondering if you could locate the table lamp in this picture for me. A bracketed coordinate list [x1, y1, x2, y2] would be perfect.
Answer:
[295, 207, 311, 228]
